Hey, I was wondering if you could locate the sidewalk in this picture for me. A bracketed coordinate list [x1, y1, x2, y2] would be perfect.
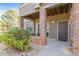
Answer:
[37, 40, 74, 56]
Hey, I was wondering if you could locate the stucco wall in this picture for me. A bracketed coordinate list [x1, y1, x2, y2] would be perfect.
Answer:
[49, 22, 57, 40]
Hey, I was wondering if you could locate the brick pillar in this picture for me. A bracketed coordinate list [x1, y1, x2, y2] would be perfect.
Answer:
[19, 17, 24, 29]
[39, 8, 47, 45]
[69, 3, 79, 54]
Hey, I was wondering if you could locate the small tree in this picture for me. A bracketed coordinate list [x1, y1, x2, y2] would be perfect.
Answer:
[0, 9, 19, 32]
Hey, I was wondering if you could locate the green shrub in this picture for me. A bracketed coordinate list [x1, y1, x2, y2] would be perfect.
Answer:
[0, 27, 32, 51]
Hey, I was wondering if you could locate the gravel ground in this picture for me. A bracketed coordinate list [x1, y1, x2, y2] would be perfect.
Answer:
[0, 43, 44, 56]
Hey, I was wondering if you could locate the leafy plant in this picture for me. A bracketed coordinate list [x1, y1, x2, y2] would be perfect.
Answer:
[0, 27, 32, 51]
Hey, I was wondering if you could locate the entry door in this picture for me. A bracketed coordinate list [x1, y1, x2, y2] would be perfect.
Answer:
[58, 21, 68, 41]
[49, 22, 57, 40]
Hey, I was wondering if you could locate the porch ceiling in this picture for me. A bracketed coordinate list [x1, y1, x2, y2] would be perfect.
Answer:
[23, 3, 72, 20]
[46, 3, 72, 16]
[23, 11, 39, 20]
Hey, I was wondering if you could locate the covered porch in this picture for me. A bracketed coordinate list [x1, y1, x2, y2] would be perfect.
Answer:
[19, 3, 79, 54]
[20, 3, 71, 43]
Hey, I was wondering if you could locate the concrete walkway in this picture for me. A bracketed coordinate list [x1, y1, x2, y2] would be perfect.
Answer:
[37, 39, 74, 56]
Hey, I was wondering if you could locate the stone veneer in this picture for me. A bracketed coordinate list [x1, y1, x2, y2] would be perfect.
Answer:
[69, 3, 79, 54]
[39, 8, 47, 45]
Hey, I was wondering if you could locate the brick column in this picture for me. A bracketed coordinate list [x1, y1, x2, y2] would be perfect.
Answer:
[69, 3, 79, 54]
[39, 8, 47, 45]
[19, 17, 24, 29]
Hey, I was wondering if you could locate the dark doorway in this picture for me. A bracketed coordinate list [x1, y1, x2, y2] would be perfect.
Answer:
[58, 21, 68, 41]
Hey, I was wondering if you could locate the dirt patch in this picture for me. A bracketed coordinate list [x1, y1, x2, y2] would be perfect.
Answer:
[0, 43, 43, 56]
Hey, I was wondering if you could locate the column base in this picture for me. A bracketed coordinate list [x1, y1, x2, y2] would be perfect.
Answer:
[39, 38, 47, 45]
[72, 39, 79, 54]
[72, 48, 79, 55]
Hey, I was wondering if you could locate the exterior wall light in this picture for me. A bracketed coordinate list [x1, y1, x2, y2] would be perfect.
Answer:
[51, 21, 55, 23]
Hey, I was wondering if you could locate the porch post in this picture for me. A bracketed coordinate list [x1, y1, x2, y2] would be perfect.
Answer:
[19, 17, 24, 29]
[39, 8, 47, 45]
[33, 20, 36, 35]
[69, 3, 79, 54]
